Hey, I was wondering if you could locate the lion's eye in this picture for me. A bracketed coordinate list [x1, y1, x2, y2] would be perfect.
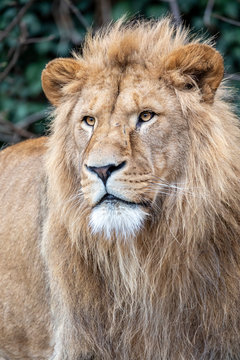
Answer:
[185, 83, 194, 90]
[83, 116, 95, 127]
[138, 111, 155, 123]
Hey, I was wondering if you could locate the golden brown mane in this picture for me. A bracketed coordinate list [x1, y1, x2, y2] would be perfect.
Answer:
[40, 19, 240, 359]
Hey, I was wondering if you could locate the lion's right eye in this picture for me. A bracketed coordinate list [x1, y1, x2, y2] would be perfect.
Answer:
[137, 111, 155, 127]
[82, 116, 95, 127]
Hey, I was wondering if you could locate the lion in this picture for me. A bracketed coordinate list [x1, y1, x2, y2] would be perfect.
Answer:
[0, 18, 240, 360]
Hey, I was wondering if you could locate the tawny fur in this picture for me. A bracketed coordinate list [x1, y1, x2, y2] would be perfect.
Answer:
[0, 18, 240, 360]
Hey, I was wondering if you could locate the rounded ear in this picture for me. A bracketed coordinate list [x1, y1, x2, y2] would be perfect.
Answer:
[41, 58, 83, 106]
[164, 44, 224, 103]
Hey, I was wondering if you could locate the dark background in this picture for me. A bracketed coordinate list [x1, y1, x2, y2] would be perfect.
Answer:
[0, 0, 240, 147]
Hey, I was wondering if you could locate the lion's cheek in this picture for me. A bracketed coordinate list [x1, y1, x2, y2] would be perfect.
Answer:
[74, 124, 92, 156]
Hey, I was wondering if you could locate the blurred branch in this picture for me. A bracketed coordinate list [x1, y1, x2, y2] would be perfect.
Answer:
[0, 110, 45, 144]
[212, 14, 240, 27]
[203, 0, 215, 27]
[225, 73, 240, 81]
[0, 133, 18, 144]
[22, 35, 56, 45]
[0, 0, 36, 42]
[18, 111, 46, 129]
[94, 0, 112, 27]
[53, 0, 82, 46]
[0, 115, 36, 140]
[0, 9, 55, 82]
[164, 0, 181, 25]
[63, 0, 89, 30]
[0, 44, 21, 82]
[0, 22, 27, 82]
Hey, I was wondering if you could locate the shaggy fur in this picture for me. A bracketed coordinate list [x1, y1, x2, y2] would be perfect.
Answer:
[0, 18, 240, 360]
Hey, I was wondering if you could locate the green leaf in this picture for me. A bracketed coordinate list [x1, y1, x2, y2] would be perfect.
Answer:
[145, 4, 168, 18]
[23, 13, 41, 35]
[112, 1, 133, 21]
[25, 61, 46, 96]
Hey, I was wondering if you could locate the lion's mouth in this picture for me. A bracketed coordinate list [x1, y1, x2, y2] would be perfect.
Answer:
[95, 193, 150, 208]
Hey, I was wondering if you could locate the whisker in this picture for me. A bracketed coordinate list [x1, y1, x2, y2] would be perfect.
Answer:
[150, 175, 187, 185]
[147, 181, 204, 193]
[145, 189, 173, 196]
[145, 186, 208, 199]
[149, 181, 194, 192]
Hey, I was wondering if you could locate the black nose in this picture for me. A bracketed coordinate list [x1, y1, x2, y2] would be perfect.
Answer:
[86, 161, 126, 185]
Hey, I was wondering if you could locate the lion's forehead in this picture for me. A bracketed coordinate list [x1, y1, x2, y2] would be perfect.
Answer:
[75, 72, 166, 119]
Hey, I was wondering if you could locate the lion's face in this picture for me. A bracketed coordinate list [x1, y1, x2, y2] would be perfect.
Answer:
[69, 66, 189, 238]
[42, 33, 223, 239]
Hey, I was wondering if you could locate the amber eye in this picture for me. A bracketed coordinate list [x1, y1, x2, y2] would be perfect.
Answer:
[138, 111, 155, 123]
[83, 116, 95, 127]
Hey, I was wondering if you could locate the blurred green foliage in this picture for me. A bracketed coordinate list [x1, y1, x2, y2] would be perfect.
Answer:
[0, 0, 240, 146]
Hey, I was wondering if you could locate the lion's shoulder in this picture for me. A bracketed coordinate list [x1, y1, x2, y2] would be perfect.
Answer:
[0, 136, 47, 158]
[0, 136, 48, 210]
[0, 136, 47, 178]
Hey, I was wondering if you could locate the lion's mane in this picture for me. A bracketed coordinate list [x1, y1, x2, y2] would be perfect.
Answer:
[39, 19, 240, 360]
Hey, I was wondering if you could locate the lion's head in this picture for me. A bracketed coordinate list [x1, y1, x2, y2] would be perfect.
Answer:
[41, 19, 230, 242]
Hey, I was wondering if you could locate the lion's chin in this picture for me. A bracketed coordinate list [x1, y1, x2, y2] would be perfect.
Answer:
[89, 201, 148, 240]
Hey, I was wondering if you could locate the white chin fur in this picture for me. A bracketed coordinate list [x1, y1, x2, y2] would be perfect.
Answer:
[89, 202, 147, 240]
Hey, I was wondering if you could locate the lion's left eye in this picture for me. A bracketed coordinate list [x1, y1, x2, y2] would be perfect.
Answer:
[138, 111, 155, 123]
[82, 116, 95, 127]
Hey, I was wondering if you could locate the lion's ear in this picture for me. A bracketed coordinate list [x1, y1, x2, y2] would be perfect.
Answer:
[41, 58, 82, 106]
[164, 44, 224, 103]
